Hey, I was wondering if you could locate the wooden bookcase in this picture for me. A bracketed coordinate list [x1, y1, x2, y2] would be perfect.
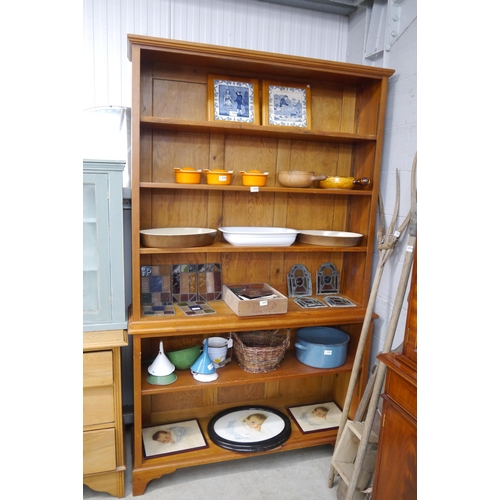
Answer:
[127, 34, 394, 496]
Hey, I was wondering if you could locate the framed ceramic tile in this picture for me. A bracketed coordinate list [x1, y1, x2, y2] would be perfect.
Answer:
[325, 296, 356, 308]
[316, 262, 339, 295]
[140, 265, 175, 316]
[294, 297, 327, 309]
[172, 264, 198, 303]
[262, 81, 311, 128]
[197, 263, 222, 301]
[208, 75, 260, 124]
[176, 301, 217, 316]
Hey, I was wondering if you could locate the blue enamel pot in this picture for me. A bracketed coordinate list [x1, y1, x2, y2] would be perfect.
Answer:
[295, 327, 349, 369]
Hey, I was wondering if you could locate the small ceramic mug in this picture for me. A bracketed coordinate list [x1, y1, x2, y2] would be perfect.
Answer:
[204, 337, 233, 368]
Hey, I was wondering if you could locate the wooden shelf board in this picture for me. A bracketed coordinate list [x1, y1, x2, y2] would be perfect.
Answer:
[139, 181, 372, 196]
[134, 410, 337, 472]
[141, 351, 354, 395]
[139, 241, 368, 254]
[128, 298, 375, 336]
[140, 116, 377, 143]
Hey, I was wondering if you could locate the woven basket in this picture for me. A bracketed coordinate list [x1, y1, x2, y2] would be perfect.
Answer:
[231, 330, 290, 373]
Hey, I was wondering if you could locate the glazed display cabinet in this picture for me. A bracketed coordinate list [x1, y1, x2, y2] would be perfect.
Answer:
[83, 160, 127, 332]
[127, 34, 394, 496]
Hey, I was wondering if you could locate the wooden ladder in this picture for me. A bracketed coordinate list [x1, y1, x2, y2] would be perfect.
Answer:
[329, 362, 382, 499]
[329, 155, 417, 500]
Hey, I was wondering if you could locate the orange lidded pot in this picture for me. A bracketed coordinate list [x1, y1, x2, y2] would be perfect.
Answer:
[174, 167, 202, 184]
[204, 169, 234, 185]
[240, 170, 269, 187]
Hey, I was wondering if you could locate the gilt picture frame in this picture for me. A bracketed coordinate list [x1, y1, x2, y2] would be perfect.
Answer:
[208, 75, 260, 124]
[142, 419, 208, 458]
[262, 81, 311, 128]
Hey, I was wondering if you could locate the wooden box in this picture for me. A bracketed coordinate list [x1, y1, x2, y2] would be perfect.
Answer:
[222, 283, 288, 317]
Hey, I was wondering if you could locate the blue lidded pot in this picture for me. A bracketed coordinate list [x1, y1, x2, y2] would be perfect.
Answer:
[295, 327, 349, 369]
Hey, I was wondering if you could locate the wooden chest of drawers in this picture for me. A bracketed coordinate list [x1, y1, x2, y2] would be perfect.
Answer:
[83, 330, 128, 497]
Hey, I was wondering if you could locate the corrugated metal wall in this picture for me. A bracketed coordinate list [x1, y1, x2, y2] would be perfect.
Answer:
[83, 0, 347, 110]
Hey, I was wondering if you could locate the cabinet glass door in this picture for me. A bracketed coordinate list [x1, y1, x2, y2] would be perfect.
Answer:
[83, 173, 112, 324]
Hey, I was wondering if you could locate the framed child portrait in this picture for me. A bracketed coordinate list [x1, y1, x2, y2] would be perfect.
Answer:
[142, 419, 208, 459]
[287, 401, 341, 434]
[208, 75, 260, 124]
[208, 405, 291, 452]
[262, 81, 311, 128]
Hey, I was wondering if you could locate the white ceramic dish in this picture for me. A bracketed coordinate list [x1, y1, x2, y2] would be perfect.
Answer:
[219, 227, 299, 247]
[297, 230, 363, 247]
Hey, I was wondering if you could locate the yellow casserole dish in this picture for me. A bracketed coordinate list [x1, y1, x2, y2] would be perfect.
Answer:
[174, 167, 202, 184]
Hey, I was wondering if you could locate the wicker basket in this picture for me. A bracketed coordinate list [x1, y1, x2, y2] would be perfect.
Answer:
[231, 330, 290, 373]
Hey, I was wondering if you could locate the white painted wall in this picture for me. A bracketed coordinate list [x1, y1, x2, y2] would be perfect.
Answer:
[346, 3, 417, 367]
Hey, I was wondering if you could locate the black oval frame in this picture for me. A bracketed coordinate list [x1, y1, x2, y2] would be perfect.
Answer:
[208, 405, 291, 452]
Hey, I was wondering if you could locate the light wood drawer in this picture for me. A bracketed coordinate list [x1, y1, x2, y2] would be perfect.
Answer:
[83, 351, 113, 387]
[83, 386, 115, 426]
[83, 428, 116, 475]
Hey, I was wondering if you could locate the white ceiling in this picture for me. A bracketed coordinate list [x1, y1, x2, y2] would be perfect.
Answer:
[256, 0, 367, 16]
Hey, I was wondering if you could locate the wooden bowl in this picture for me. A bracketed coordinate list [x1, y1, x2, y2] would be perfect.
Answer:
[278, 170, 326, 188]
[140, 228, 217, 248]
[297, 230, 363, 247]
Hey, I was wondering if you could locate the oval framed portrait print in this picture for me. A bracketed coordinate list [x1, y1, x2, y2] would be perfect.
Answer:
[208, 405, 291, 452]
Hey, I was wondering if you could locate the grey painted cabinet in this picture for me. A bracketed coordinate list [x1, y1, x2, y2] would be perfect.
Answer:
[83, 160, 127, 331]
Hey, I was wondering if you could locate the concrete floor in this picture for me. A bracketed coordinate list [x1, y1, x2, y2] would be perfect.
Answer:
[83, 427, 340, 499]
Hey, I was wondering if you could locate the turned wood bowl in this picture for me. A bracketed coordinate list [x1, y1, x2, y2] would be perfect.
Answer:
[297, 230, 363, 247]
[278, 170, 326, 188]
[140, 228, 217, 248]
